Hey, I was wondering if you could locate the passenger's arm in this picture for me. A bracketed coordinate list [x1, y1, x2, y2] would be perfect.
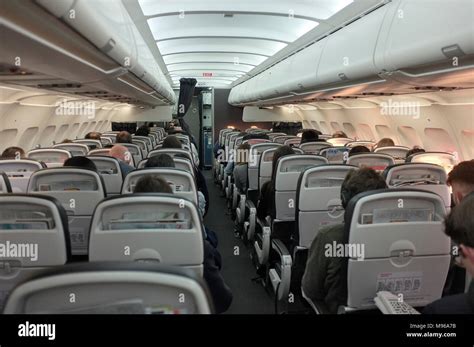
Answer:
[301, 232, 330, 301]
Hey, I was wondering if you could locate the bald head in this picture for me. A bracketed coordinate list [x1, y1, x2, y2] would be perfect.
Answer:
[109, 145, 132, 165]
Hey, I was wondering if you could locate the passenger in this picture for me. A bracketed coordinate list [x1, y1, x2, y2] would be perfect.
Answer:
[349, 145, 370, 157]
[233, 143, 251, 193]
[1, 146, 26, 159]
[116, 131, 133, 144]
[135, 125, 150, 137]
[447, 160, 474, 206]
[162, 135, 209, 215]
[423, 194, 474, 314]
[257, 145, 295, 220]
[132, 174, 233, 313]
[302, 168, 387, 313]
[85, 132, 102, 140]
[145, 154, 207, 219]
[224, 132, 246, 177]
[64, 156, 97, 171]
[300, 129, 322, 144]
[109, 145, 135, 177]
[375, 137, 395, 149]
[406, 146, 425, 159]
[332, 131, 348, 138]
[61, 139, 74, 143]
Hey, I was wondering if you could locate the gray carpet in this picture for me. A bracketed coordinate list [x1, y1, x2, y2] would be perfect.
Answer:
[203, 171, 275, 314]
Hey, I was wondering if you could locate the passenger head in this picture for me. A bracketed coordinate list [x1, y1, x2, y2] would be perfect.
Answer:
[64, 156, 97, 171]
[61, 139, 74, 143]
[340, 168, 387, 209]
[135, 125, 150, 137]
[447, 160, 474, 205]
[85, 132, 102, 140]
[109, 145, 133, 165]
[133, 175, 172, 194]
[406, 146, 425, 159]
[145, 154, 175, 168]
[236, 143, 251, 165]
[349, 146, 370, 157]
[1, 146, 25, 159]
[162, 135, 183, 149]
[332, 131, 348, 138]
[116, 131, 132, 144]
[376, 138, 395, 149]
[300, 129, 320, 144]
[444, 194, 474, 276]
[272, 145, 295, 177]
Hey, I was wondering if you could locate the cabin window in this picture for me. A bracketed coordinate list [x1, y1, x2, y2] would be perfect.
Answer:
[424, 128, 456, 153]
[357, 124, 374, 141]
[398, 126, 423, 148]
[343, 123, 357, 138]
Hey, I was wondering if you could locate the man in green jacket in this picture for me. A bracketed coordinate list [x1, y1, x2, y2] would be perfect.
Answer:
[302, 168, 387, 313]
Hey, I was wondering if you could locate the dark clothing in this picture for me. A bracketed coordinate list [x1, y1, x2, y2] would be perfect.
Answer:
[204, 240, 233, 313]
[119, 161, 135, 177]
[423, 281, 474, 314]
[194, 167, 209, 215]
[302, 224, 348, 314]
[242, 133, 269, 141]
[257, 181, 275, 220]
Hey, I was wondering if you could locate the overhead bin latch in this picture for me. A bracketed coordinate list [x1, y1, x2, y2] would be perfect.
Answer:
[441, 44, 465, 59]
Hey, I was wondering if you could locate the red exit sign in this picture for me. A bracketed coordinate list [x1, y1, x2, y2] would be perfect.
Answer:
[202, 72, 213, 77]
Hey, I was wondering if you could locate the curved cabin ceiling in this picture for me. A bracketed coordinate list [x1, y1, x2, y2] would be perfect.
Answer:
[135, 0, 355, 88]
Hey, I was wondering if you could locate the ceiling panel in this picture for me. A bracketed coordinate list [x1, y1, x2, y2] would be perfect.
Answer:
[139, 0, 354, 20]
[163, 52, 267, 66]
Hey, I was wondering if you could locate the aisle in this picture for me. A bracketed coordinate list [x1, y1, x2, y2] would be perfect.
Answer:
[203, 171, 275, 314]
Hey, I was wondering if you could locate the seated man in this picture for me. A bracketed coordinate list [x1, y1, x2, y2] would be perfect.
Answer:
[349, 145, 370, 157]
[85, 132, 102, 140]
[1, 146, 26, 159]
[302, 168, 387, 313]
[332, 131, 348, 138]
[300, 129, 322, 144]
[133, 175, 233, 313]
[109, 145, 135, 177]
[406, 146, 425, 159]
[64, 156, 97, 171]
[116, 131, 133, 144]
[375, 137, 395, 149]
[423, 193, 474, 314]
[135, 125, 150, 137]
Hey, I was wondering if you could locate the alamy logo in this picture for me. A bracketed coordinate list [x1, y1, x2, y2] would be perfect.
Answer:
[18, 321, 56, 340]
[324, 241, 365, 261]
[0, 241, 38, 261]
[380, 100, 420, 119]
[55, 99, 96, 119]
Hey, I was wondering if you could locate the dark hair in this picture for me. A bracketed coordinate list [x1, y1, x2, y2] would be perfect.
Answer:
[272, 145, 295, 177]
[447, 160, 474, 187]
[116, 131, 132, 144]
[61, 139, 73, 143]
[145, 154, 175, 168]
[300, 129, 320, 144]
[85, 132, 101, 140]
[1, 146, 25, 159]
[162, 136, 183, 149]
[135, 125, 150, 137]
[332, 131, 348, 138]
[349, 145, 370, 157]
[406, 147, 425, 159]
[444, 193, 474, 248]
[64, 156, 97, 171]
[376, 138, 395, 148]
[133, 175, 172, 194]
[340, 167, 387, 208]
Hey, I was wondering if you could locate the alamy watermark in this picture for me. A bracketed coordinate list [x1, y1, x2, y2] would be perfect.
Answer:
[55, 99, 96, 119]
[0, 241, 38, 261]
[380, 100, 421, 119]
[325, 241, 365, 261]
[217, 148, 258, 165]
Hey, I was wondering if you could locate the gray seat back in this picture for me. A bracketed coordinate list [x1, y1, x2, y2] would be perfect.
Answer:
[0, 160, 44, 192]
[297, 165, 357, 248]
[121, 168, 197, 205]
[319, 146, 349, 164]
[88, 148, 111, 156]
[384, 163, 451, 209]
[132, 139, 148, 158]
[0, 172, 12, 193]
[87, 156, 123, 195]
[326, 137, 353, 146]
[0, 194, 70, 310]
[27, 149, 72, 168]
[343, 189, 450, 311]
[73, 139, 103, 149]
[299, 141, 332, 154]
[27, 168, 106, 255]
[89, 195, 204, 275]
[407, 152, 458, 174]
[148, 148, 194, 166]
[274, 155, 328, 221]
[3, 263, 212, 314]
[248, 143, 282, 191]
[346, 153, 395, 172]
[121, 143, 142, 167]
[345, 140, 375, 149]
[52, 143, 89, 156]
[374, 146, 410, 164]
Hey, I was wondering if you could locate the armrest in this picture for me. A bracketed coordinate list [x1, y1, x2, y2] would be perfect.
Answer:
[245, 200, 257, 241]
[270, 239, 292, 302]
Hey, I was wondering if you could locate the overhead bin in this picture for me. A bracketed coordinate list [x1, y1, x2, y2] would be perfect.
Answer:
[374, 0, 474, 88]
[35, 0, 176, 105]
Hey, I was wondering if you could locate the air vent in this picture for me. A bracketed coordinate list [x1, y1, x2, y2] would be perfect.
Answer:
[413, 86, 458, 91]
[224, 13, 234, 18]
[37, 83, 82, 89]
